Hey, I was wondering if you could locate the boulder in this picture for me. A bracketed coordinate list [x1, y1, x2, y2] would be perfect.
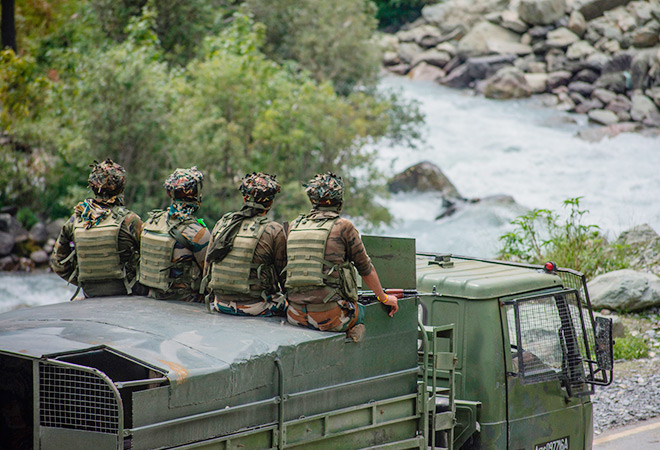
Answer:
[599, 39, 621, 54]
[546, 27, 581, 48]
[643, 112, 660, 128]
[387, 64, 411, 75]
[588, 108, 620, 124]
[592, 88, 618, 103]
[646, 87, 660, 107]
[46, 218, 67, 239]
[18, 257, 35, 272]
[441, 64, 474, 88]
[579, 0, 634, 21]
[566, 40, 597, 59]
[388, 161, 461, 198]
[0, 231, 14, 256]
[30, 250, 49, 265]
[575, 98, 604, 113]
[435, 42, 458, 56]
[466, 54, 517, 80]
[0, 255, 18, 271]
[408, 62, 446, 82]
[605, 94, 633, 112]
[577, 121, 640, 140]
[588, 269, 660, 311]
[528, 25, 554, 38]
[398, 42, 424, 64]
[547, 70, 574, 89]
[422, 0, 510, 33]
[457, 21, 522, 59]
[525, 73, 549, 93]
[632, 24, 660, 48]
[411, 50, 453, 68]
[617, 223, 660, 248]
[29, 222, 48, 245]
[383, 51, 400, 66]
[594, 312, 625, 338]
[377, 33, 399, 52]
[631, 92, 659, 122]
[397, 25, 445, 48]
[568, 80, 596, 96]
[585, 51, 611, 70]
[518, 0, 567, 25]
[483, 66, 533, 99]
[568, 10, 588, 37]
[574, 68, 600, 83]
[500, 10, 530, 33]
[545, 49, 570, 72]
[595, 72, 628, 93]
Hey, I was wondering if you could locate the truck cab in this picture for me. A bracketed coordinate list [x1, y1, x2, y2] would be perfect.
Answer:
[415, 252, 613, 450]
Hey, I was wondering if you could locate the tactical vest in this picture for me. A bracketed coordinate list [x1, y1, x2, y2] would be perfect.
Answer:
[285, 215, 358, 302]
[139, 211, 200, 293]
[73, 208, 127, 283]
[208, 215, 276, 298]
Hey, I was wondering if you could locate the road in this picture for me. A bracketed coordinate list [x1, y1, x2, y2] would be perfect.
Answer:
[594, 417, 660, 449]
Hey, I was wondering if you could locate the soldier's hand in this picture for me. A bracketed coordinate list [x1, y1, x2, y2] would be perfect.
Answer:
[383, 295, 399, 317]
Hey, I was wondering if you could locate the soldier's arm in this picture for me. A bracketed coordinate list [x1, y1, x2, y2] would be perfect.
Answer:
[49, 216, 78, 285]
[191, 225, 211, 271]
[271, 223, 288, 288]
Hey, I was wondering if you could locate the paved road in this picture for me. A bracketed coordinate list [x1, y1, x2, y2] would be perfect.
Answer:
[594, 417, 660, 449]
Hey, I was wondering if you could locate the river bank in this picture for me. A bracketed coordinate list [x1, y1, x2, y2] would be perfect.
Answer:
[381, 0, 660, 141]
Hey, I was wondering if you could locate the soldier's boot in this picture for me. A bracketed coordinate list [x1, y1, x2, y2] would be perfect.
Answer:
[346, 324, 366, 343]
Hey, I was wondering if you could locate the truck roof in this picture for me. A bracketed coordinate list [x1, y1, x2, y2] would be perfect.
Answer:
[0, 296, 333, 382]
[416, 255, 562, 299]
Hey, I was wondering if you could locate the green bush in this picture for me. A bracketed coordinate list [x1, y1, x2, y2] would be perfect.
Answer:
[16, 207, 39, 229]
[498, 197, 628, 279]
[613, 335, 649, 360]
[373, 0, 436, 30]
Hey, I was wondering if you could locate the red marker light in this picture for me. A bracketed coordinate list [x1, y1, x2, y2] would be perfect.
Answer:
[544, 261, 557, 273]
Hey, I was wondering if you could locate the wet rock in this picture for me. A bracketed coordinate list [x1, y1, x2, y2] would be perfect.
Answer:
[29, 222, 48, 245]
[30, 250, 49, 265]
[435, 42, 458, 56]
[579, 0, 633, 22]
[441, 64, 473, 88]
[46, 218, 66, 239]
[387, 63, 411, 75]
[546, 49, 570, 72]
[606, 94, 633, 112]
[457, 21, 522, 59]
[576, 98, 604, 113]
[632, 24, 660, 48]
[547, 70, 574, 89]
[18, 257, 35, 272]
[546, 27, 581, 48]
[568, 80, 596, 96]
[398, 25, 445, 48]
[585, 51, 612, 71]
[568, 10, 588, 37]
[388, 161, 461, 198]
[643, 112, 660, 128]
[588, 108, 620, 125]
[466, 54, 517, 80]
[577, 121, 640, 141]
[383, 51, 400, 66]
[398, 42, 424, 64]
[0, 213, 28, 242]
[647, 87, 660, 107]
[0, 231, 14, 256]
[408, 62, 445, 82]
[589, 269, 660, 311]
[574, 68, 600, 83]
[631, 92, 659, 122]
[0, 255, 18, 271]
[411, 49, 453, 68]
[483, 66, 533, 99]
[518, 0, 566, 25]
[500, 10, 529, 33]
[595, 72, 628, 93]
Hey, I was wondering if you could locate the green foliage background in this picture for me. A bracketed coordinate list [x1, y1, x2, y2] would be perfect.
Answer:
[0, 0, 423, 227]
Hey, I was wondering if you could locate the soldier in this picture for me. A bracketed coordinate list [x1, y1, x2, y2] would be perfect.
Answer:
[204, 172, 287, 316]
[138, 167, 210, 302]
[51, 159, 143, 298]
[285, 172, 398, 340]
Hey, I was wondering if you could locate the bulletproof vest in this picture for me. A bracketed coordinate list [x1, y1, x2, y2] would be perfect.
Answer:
[285, 215, 342, 293]
[73, 208, 127, 282]
[208, 215, 275, 297]
[139, 211, 199, 293]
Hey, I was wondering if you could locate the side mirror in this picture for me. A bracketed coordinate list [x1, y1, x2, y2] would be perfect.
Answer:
[594, 317, 613, 371]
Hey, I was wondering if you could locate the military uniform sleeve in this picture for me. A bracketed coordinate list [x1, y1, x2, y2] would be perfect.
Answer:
[50, 215, 78, 284]
[341, 219, 374, 277]
[269, 222, 288, 286]
[188, 222, 211, 271]
[117, 211, 143, 274]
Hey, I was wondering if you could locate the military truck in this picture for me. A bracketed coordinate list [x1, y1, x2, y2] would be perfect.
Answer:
[0, 236, 613, 450]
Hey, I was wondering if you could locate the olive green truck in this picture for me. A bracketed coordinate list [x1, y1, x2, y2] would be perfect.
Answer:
[0, 236, 613, 450]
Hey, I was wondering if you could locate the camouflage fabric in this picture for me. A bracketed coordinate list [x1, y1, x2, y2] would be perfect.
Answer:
[239, 172, 281, 205]
[164, 167, 204, 201]
[88, 159, 126, 202]
[287, 299, 365, 332]
[213, 293, 286, 317]
[287, 209, 373, 305]
[304, 172, 344, 206]
[51, 202, 143, 298]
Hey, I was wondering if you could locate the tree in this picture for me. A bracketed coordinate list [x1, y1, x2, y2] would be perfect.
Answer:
[1, 0, 17, 52]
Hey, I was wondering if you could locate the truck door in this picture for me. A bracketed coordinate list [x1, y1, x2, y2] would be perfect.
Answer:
[501, 290, 591, 450]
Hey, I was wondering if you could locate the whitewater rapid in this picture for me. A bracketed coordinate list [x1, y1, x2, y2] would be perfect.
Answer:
[377, 75, 660, 256]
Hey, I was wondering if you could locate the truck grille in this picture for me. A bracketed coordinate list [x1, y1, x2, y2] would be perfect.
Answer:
[39, 362, 120, 434]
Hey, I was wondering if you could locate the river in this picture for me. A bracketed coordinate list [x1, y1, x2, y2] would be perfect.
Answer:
[3, 75, 660, 310]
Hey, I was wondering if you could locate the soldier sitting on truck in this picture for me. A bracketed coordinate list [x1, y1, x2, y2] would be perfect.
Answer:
[138, 167, 210, 302]
[51, 159, 143, 298]
[285, 172, 399, 341]
[204, 172, 287, 316]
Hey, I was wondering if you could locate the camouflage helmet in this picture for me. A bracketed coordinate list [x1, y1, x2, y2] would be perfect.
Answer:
[164, 167, 204, 201]
[239, 172, 281, 205]
[304, 172, 344, 206]
[88, 159, 126, 198]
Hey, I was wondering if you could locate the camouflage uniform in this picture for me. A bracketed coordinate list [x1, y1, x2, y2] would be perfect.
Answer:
[207, 172, 287, 316]
[285, 173, 369, 332]
[50, 159, 143, 298]
[138, 167, 210, 302]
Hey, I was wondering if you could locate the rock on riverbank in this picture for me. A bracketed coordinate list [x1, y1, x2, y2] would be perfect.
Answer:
[381, 0, 660, 140]
[0, 208, 62, 272]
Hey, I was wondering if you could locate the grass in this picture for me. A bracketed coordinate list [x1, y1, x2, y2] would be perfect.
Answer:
[613, 335, 650, 360]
